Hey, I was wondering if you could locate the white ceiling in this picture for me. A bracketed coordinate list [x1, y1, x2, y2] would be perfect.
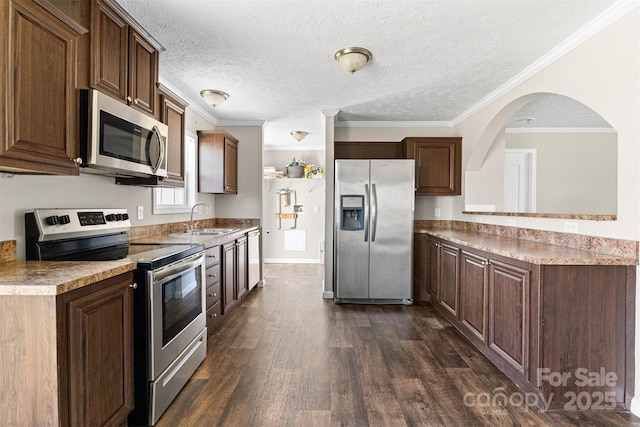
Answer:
[117, 0, 622, 147]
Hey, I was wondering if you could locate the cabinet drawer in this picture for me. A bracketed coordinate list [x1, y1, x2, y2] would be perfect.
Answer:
[206, 301, 222, 332]
[205, 245, 220, 267]
[205, 282, 221, 308]
[205, 263, 221, 287]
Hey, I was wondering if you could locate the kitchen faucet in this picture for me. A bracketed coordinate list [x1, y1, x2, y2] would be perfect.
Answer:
[187, 202, 212, 231]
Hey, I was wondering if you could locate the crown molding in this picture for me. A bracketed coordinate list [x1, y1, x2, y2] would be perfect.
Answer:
[215, 120, 266, 127]
[263, 145, 326, 151]
[505, 127, 616, 134]
[451, 0, 640, 126]
[335, 120, 453, 128]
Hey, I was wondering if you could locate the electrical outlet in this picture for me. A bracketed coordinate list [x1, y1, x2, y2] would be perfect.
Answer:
[564, 222, 578, 233]
[434, 208, 441, 218]
[137, 205, 144, 220]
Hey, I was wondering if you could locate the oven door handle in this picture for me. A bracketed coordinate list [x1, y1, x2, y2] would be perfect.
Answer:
[153, 253, 205, 283]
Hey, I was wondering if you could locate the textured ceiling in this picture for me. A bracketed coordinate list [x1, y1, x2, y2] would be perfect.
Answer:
[117, 0, 618, 147]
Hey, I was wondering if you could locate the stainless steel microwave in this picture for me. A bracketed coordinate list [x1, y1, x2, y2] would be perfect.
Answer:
[79, 89, 168, 178]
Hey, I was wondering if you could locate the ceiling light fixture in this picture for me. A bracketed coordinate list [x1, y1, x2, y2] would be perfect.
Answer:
[200, 89, 229, 107]
[334, 47, 372, 74]
[290, 131, 309, 142]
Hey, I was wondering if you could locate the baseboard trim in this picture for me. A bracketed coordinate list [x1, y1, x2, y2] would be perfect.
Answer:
[631, 396, 640, 416]
[264, 258, 323, 264]
[322, 291, 334, 299]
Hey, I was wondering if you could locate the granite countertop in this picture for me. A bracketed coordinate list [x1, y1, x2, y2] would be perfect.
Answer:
[130, 225, 259, 246]
[0, 260, 137, 296]
[415, 228, 638, 266]
[0, 224, 259, 296]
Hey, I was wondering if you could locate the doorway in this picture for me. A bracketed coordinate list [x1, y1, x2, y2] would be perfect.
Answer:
[504, 149, 536, 212]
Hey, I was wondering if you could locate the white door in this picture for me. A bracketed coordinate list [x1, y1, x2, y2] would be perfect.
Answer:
[504, 149, 536, 212]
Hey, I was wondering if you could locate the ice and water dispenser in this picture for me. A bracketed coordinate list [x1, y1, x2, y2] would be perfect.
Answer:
[340, 195, 364, 230]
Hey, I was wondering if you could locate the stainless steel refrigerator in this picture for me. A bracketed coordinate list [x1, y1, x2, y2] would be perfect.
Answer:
[334, 159, 415, 303]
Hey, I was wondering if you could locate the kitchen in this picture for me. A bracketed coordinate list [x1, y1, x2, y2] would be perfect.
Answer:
[1, 0, 640, 426]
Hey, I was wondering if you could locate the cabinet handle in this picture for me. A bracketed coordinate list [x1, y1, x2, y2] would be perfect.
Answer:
[208, 273, 217, 278]
[134, 99, 139, 104]
[208, 293, 217, 297]
[73, 157, 83, 164]
[207, 254, 217, 258]
[210, 313, 217, 318]
[126, 96, 133, 103]
[130, 283, 138, 289]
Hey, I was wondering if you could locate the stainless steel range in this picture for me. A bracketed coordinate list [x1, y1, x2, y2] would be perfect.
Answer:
[25, 208, 207, 426]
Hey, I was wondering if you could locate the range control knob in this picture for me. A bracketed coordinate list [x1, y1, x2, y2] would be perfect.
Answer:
[115, 213, 123, 221]
[46, 215, 59, 225]
[122, 213, 129, 221]
[59, 215, 71, 225]
[105, 214, 116, 222]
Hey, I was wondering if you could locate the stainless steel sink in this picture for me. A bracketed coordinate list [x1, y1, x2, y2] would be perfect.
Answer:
[170, 228, 238, 237]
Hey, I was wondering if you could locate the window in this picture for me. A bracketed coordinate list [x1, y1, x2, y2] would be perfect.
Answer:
[153, 133, 196, 214]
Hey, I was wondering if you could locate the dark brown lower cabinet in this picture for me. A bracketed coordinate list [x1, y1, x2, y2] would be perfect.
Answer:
[412, 233, 429, 301]
[487, 259, 529, 375]
[236, 236, 248, 300]
[421, 233, 635, 410]
[438, 243, 459, 318]
[57, 272, 134, 426]
[459, 251, 488, 343]
[223, 241, 237, 311]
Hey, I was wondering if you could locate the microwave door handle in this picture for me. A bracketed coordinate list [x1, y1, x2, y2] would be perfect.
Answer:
[149, 125, 164, 173]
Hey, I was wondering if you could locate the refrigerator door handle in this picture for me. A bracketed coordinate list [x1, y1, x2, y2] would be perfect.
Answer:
[371, 183, 378, 242]
[364, 184, 370, 242]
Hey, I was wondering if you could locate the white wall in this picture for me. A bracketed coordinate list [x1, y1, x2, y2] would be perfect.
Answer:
[213, 125, 263, 219]
[457, 9, 639, 239]
[262, 149, 326, 262]
[507, 131, 617, 215]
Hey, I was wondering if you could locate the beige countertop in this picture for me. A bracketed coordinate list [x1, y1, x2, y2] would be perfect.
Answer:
[0, 225, 259, 296]
[0, 260, 137, 296]
[415, 228, 638, 266]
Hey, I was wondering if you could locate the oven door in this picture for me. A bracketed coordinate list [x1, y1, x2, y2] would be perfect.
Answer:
[149, 251, 206, 379]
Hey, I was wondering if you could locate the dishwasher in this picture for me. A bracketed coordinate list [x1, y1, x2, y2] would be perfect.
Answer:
[247, 229, 262, 289]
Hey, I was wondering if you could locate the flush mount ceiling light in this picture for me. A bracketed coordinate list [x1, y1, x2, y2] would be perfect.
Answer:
[334, 47, 372, 74]
[290, 131, 309, 142]
[200, 89, 229, 107]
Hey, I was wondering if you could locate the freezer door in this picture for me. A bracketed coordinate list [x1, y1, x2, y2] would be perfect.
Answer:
[335, 160, 371, 299]
[369, 159, 415, 299]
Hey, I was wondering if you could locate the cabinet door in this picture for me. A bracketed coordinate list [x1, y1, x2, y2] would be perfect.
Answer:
[90, 0, 128, 102]
[403, 137, 461, 195]
[439, 243, 459, 317]
[198, 131, 239, 194]
[59, 273, 134, 426]
[223, 136, 238, 193]
[159, 89, 185, 186]
[128, 28, 157, 116]
[488, 259, 530, 375]
[0, 0, 80, 174]
[412, 234, 429, 302]
[460, 251, 489, 343]
[222, 241, 237, 312]
[236, 237, 248, 299]
[426, 238, 440, 299]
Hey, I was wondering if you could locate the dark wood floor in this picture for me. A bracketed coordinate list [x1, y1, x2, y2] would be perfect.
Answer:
[156, 264, 640, 427]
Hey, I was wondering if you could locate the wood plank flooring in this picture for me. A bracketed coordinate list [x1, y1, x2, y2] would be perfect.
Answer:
[155, 264, 640, 427]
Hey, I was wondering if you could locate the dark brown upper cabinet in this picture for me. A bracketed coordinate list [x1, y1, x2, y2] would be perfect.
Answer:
[402, 137, 462, 195]
[198, 130, 239, 194]
[0, 0, 82, 174]
[90, 0, 158, 117]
